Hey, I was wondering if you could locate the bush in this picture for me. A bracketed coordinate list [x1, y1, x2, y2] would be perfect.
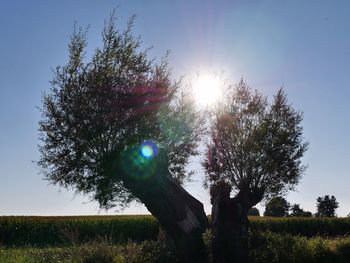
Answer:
[249, 231, 350, 263]
[1, 233, 349, 263]
[0, 241, 177, 263]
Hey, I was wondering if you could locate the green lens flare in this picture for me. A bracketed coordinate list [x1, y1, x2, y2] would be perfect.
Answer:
[140, 140, 158, 159]
[141, 145, 153, 158]
[120, 140, 159, 180]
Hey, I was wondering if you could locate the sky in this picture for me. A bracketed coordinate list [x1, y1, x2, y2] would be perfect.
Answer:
[0, 0, 349, 216]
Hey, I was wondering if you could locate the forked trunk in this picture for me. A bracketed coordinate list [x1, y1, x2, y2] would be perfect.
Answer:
[120, 152, 209, 262]
[226, 197, 249, 263]
[212, 187, 263, 263]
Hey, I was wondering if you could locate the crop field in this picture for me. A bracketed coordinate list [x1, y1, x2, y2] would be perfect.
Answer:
[0, 215, 349, 262]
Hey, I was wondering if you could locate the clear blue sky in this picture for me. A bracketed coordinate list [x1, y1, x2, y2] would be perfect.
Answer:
[0, 0, 349, 216]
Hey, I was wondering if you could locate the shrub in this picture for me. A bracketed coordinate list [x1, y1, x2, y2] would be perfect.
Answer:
[249, 231, 350, 263]
[0, 241, 177, 263]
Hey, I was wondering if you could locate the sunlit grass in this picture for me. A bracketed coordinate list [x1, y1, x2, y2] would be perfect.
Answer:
[1, 215, 349, 262]
[0, 241, 177, 263]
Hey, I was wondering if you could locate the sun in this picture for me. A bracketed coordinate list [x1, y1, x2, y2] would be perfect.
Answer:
[193, 74, 222, 107]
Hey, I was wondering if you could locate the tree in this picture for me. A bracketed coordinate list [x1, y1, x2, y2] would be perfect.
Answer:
[204, 80, 308, 262]
[248, 207, 260, 216]
[316, 195, 339, 217]
[38, 13, 207, 262]
[264, 197, 290, 217]
[290, 204, 312, 217]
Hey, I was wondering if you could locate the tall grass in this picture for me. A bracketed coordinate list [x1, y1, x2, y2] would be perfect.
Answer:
[1, 234, 349, 263]
[249, 216, 350, 237]
[0, 240, 177, 263]
[0, 216, 158, 247]
[0, 215, 349, 247]
[249, 231, 350, 263]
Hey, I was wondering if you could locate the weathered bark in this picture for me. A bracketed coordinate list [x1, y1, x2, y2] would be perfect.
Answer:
[212, 186, 264, 263]
[120, 152, 209, 262]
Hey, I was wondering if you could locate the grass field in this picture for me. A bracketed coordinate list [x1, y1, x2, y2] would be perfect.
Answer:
[0, 215, 349, 262]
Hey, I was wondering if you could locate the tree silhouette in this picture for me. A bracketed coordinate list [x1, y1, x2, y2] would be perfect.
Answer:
[264, 197, 290, 217]
[38, 13, 207, 262]
[38, 12, 309, 263]
[204, 80, 308, 262]
[316, 195, 339, 217]
[248, 207, 260, 216]
[290, 203, 312, 217]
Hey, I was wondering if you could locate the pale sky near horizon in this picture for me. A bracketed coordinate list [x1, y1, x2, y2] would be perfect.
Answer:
[0, 0, 349, 216]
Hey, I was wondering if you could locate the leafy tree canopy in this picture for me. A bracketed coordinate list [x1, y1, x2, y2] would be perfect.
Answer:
[316, 195, 339, 217]
[203, 80, 308, 207]
[248, 207, 260, 216]
[264, 196, 290, 217]
[38, 13, 203, 209]
[290, 204, 312, 217]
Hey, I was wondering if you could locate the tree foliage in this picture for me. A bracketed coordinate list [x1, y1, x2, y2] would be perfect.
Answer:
[316, 195, 339, 217]
[37, 12, 310, 262]
[203, 80, 308, 206]
[264, 196, 290, 217]
[38, 13, 203, 209]
[248, 207, 260, 216]
[290, 204, 312, 217]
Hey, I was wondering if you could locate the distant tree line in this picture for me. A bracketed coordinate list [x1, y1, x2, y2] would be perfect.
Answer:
[261, 195, 340, 217]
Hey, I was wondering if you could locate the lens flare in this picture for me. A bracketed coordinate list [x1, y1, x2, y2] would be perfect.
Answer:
[120, 140, 159, 180]
[141, 145, 153, 158]
[140, 140, 158, 159]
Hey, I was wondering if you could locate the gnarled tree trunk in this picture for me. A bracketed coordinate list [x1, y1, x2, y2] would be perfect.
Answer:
[120, 152, 209, 262]
[212, 186, 263, 263]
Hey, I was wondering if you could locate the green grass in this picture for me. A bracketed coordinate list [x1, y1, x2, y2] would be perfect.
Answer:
[0, 241, 177, 263]
[1, 215, 349, 247]
[1, 234, 349, 263]
[1, 215, 350, 262]
[249, 216, 350, 237]
[0, 216, 159, 247]
[249, 231, 350, 263]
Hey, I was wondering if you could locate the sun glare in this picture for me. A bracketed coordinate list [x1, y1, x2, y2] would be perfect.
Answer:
[193, 74, 222, 107]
